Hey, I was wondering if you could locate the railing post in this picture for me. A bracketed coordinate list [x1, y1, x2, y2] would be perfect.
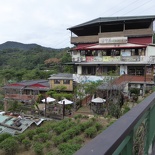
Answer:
[145, 105, 155, 154]
[113, 132, 134, 155]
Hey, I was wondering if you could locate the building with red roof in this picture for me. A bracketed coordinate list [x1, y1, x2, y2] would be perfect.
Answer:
[68, 15, 155, 94]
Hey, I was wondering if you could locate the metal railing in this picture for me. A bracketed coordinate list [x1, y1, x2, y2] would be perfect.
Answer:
[74, 92, 155, 155]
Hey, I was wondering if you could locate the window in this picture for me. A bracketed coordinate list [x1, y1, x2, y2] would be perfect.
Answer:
[73, 51, 77, 55]
[54, 80, 60, 84]
[63, 80, 70, 84]
[81, 50, 85, 56]
[128, 66, 144, 75]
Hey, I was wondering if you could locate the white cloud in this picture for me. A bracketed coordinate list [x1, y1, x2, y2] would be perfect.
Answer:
[0, 0, 154, 48]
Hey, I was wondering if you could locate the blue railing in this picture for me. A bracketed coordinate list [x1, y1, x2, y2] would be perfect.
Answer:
[74, 92, 155, 155]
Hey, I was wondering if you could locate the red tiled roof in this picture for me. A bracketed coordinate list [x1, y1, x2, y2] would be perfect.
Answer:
[30, 83, 47, 87]
[73, 44, 97, 50]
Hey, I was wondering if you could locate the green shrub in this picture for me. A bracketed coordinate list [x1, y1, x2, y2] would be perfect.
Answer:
[84, 126, 97, 138]
[129, 88, 139, 95]
[61, 132, 71, 142]
[33, 135, 39, 141]
[95, 122, 103, 131]
[15, 133, 26, 142]
[52, 136, 63, 146]
[36, 127, 45, 134]
[73, 126, 82, 135]
[64, 128, 77, 138]
[33, 142, 44, 155]
[74, 114, 82, 119]
[58, 143, 81, 155]
[79, 121, 93, 132]
[68, 136, 84, 144]
[90, 117, 96, 122]
[22, 138, 31, 150]
[25, 130, 36, 140]
[38, 133, 49, 142]
[0, 137, 18, 155]
[0, 133, 12, 143]
[44, 141, 52, 148]
[53, 126, 65, 135]
[121, 105, 130, 115]
[82, 115, 89, 119]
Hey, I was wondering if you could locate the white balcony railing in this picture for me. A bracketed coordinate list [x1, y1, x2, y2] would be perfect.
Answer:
[72, 55, 153, 63]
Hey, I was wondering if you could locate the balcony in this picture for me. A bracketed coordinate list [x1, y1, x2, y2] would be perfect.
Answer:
[5, 94, 38, 101]
[72, 55, 149, 63]
[71, 28, 153, 44]
[74, 92, 155, 155]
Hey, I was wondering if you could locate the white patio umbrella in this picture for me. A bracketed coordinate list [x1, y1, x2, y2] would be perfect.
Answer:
[91, 97, 106, 103]
[42, 97, 56, 103]
[58, 98, 73, 105]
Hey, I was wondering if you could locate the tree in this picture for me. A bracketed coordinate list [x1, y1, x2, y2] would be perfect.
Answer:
[0, 137, 18, 155]
[85, 81, 103, 97]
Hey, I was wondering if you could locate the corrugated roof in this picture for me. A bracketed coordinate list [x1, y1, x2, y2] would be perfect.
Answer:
[3, 79, 50, 90]
[48, 73, 73, 80]
[0, 114, 46, 135]
[68, 15, 155, 30]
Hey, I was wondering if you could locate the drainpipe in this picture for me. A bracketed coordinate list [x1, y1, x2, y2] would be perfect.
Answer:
[143, 65, 146, 97]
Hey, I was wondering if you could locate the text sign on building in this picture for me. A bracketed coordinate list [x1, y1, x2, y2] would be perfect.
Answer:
[99, 37, 128, 44]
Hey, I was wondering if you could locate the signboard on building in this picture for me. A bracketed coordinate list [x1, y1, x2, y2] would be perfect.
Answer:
[121, 56, 140, 62]
[99, 37, 128, 44]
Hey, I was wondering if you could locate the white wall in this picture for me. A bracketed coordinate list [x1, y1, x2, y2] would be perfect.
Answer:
[72, 51, 81, 61]
[77, 65, 82, 74]
[147, 46, 155, 56]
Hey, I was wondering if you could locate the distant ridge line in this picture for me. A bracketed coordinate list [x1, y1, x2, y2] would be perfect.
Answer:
[0, 41, 56, 51]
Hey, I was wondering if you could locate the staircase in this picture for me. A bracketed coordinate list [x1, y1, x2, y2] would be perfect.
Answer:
[74, 105, 94, 116]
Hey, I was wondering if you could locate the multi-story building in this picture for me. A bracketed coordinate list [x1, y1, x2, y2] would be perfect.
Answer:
[68, 15, 155, 94]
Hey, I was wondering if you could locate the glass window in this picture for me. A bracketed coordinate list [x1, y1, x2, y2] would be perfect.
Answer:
[63, 80, 70, 84]
[81, 50, 85, 56]
[73, 51, 77, 55]
[54, 80, 60, 84]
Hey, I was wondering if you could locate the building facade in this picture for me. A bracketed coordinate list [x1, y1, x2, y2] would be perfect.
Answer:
[3, 74, 74, 112]
[68, 15, 155, 94]
[48, 73, 74, 91]
[3, 80, 50, 103]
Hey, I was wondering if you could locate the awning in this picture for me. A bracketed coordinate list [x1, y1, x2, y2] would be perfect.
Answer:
[73, 43, 146, 50]
[73, 44, 97, 50]
[86, 43, 147, 50]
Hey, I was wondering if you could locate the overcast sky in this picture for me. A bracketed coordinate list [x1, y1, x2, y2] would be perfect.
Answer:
[0, 0, 155, 48]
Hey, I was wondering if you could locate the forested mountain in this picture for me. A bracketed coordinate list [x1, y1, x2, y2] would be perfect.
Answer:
[0, 41, 54, 51]
[0, 41, 70, 70]
[0, 41, 72, 84]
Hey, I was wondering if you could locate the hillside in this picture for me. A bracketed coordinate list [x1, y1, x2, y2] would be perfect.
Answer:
[0, 41, 69, 70]
[0, 41, 55, 51]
